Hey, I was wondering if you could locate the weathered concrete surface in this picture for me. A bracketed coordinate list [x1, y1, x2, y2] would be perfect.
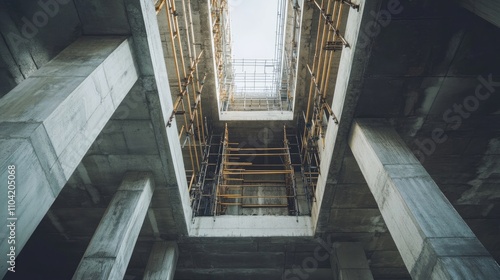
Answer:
[4, 1, 500, 280]
[72, 172, 154, 280]
[124, 0, 192, 234]
[143, 241, 178, 280]
[461, 0, 500, 28]
[73, 0, 130, 35]
[0, 36, 137, 276]
[174, 236, 332, 280]
[0, 0, 82, 97]
[190, 216, 313, 237]
[348, 119, 500, 279]
[351, 2, 500, 277]
[331, 242, 374, 280]
[311, 0, 383, 234]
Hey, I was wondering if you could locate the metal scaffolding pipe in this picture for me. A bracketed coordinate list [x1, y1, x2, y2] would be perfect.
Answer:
[159, 0, 208, 191]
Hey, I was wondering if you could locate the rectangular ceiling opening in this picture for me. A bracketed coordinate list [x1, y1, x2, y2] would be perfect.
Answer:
[210, 0, 303, 120]
[190, 124, 313, 218]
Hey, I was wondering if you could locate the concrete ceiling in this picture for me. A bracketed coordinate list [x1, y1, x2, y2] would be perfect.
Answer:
[1, 0, 500, 279]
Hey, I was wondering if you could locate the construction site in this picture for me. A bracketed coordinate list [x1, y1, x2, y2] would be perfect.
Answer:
[1, 0, 500, 279]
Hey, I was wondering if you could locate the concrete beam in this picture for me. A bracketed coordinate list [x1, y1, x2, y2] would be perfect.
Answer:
[124, 0, 192, 233]
[348, 119, 500, 279]
[219, 111, 294, 121]
[0, 36, 138, 276]
[143, 241, 178, 280]
[72, 172, 154, 280]
[190, 216, 313, 237]
[461, 0, 500, 28]
[331, 242, 374, 280]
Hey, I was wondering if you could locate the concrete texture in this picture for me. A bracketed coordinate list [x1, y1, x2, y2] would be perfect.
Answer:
[124, 0, 193, 234]
[73, 172, 154, 280]
[311, 0, 381, 234]
[0, 36, 137, 276]
[1, 0, 500, 279]
[348, 119, 500, 279]
[331, 242, 374, 280]
[0, 0, 82, 97]
[461, 0, 500, 28]
[143, 241, 178, 280]
[190, 216, 313, 237]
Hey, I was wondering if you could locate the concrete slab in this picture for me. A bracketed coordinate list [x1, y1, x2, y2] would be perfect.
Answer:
[220, 111, 294, 121]
[190, 216, 313, 237]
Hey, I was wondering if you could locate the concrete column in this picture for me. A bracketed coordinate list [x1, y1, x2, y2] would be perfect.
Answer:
[348, 119, 500, 279]
[0, 36, 138, 275]
[143, 241, 178, 280]
[461, 0, 500, 28]
[331, 242, 374, 280]
[72, 172, 154, 280]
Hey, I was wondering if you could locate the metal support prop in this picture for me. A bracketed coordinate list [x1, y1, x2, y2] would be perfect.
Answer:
[157, 0, 207, 195]
[211, 124, 301, 215]
[300, 0, 353, 206]
[284, 125, 299, 218]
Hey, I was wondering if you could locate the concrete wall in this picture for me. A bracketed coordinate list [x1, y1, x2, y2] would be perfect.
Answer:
[0, 0, 82, 97]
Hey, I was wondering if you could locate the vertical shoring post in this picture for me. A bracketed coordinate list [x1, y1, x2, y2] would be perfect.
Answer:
[187, 0, 207, 145]
[213, 132, 223, 216]
[170, 0, 200, 173]
[300, 0, 349, 203]
[165, 0, 182, 91]
[302, 0, 328, 161]
[315, 0, 338, 143]
[168, 0, 200, 173]
[215, 124, 228, 217]
[314, 0, 334, 142]
[165, 0, 196, 175]
[181, 0, 203, 165]
[199, 74, 207, 143]
[318, 0, 339, 100]
[322, 3, 343, 101]
[284, 125, 299, 219]
[164, 0, 212, 200]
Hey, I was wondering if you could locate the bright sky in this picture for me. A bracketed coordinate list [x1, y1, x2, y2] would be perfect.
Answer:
[229, 0, 279, 59]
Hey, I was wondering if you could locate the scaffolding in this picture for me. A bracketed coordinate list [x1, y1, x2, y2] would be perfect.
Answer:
[300, 0, 358, 206]
[284, 0, 302, 114]
[211, 0, 301, 113]
[191, 131, 219, 217]
[209, 124, 300, 216]
[224, 59, 289, 111]
[210, 0, 234, 108]
[155, 0, 358, 218]
[156, 0, 208, 193]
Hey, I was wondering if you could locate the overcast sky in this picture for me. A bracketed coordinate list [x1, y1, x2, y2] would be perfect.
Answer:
[229, 0, 279, 59]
